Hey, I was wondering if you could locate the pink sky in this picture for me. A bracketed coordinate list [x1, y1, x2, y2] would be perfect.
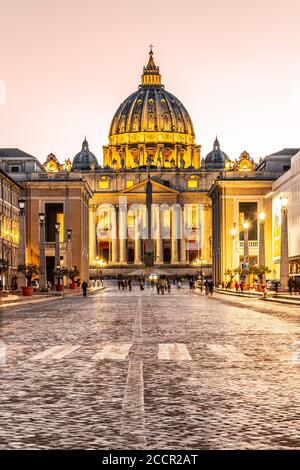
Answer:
[0, 0, 300, 165]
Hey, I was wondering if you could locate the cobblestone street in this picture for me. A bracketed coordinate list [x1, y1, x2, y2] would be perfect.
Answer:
[1, 284, 300, 450]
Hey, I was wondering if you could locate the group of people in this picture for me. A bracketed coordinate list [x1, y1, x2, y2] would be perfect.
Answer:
[118, 277, 133, 291]
[155, 276, 171, 294]
[115, 275, 215, 295]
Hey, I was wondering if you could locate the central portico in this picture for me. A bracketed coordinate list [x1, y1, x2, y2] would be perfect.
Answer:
[89, 177, 211, 272]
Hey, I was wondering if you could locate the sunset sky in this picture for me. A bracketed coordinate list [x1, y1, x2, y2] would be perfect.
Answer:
[0, 0, 299, 164]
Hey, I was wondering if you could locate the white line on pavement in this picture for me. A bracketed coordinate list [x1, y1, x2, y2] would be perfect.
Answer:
[32, 344, 81, 361]
[120, 360, 146, 445]
[207, 343, 250, 361]
[92, 343, 132, 360]
[158, 343, 192, 361]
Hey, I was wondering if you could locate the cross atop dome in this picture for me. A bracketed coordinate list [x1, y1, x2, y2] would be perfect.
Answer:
[213, 135, 220, 151]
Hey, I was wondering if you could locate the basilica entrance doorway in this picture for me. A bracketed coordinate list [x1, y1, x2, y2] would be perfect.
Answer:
[128, 248, 134, 264]
[163, 247, 171, 263]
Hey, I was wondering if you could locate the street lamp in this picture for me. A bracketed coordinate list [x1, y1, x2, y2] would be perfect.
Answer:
[193, 257, 206, 288]
[230, 225, 237, 270]
[17, 199, 26, 290]
[54, 222, 60, 268]
[18, 199, 25, 213]
[67, 229, 72, 269]
[93, 257, 107, 280]
[279, 197, 289, 291]
[243, 222, 250, 285]
[39, 212, 47, 290]
[258, 212, 266, 277]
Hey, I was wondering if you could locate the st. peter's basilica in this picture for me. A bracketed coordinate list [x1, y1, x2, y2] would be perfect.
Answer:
[1, 49, 298, 287]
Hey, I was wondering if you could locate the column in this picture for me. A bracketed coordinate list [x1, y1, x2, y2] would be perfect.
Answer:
[39, 217, 47, 290]
[111, 206, 118, 264]
[89, 207, 96, 264]
[155, 205, 163, 264]
[119, 200, 127, 264]
[259, 217, 265, 267]
[171, 206, 179, 264]
[17, 204, 26, 289]
[243, 223, 249, 285]
[54, 224, 60, 268]
[180, 205, 186, 263]
[279, 199, 289, 291]
[134, 208, 142, 264]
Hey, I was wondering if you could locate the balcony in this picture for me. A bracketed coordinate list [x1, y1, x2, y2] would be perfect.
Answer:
[45, 242, 66, 250]
[239, 241, 258, 249]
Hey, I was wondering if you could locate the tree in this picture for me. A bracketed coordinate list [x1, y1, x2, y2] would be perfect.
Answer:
[67, 268, 79, 282]
[53, 266, 68, 285]
[224, 269, 235, 283]
[251, 265, 271, 284]
[18, 264, 39, 286]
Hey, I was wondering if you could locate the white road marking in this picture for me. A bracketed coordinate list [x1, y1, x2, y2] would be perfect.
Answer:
[120, 360, 146, 444]
[32, 344, 81, 361]
[92, 343, 132, 360]
[207, 343, 249, 361]
[158, 343, 192, 361]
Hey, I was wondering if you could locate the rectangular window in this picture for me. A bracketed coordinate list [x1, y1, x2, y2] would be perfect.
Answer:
[239, 202, 257, 240]
[126, 180, 134, 189]
[188, 180, 198, 189]
[45, 203, 64, 242]
[99, 181, 109, 189]
[10, 166, 20, 173]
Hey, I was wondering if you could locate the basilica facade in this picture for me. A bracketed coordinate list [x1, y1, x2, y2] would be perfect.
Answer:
[72, 50, 230, 276]
[1, 49, 295, 286]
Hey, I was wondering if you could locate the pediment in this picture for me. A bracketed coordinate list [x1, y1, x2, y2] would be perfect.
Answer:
[121, 179, 178, 194]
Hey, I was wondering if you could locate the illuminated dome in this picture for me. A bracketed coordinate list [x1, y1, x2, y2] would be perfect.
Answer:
[205, 137, 228, 169]
[73, 138, 99, 171]
[104, 49, 200, 170]
[109, 50, 194, 138]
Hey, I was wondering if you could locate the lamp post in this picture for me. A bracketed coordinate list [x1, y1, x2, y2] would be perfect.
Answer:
[17, 199, 26, 289]
[243, 222, 250, 286]
[279, 197, 289, 292]
[39, 212, 47, 290]
[230, 225, 237, 270]
[67, 229, 72, 269]
[54, 222, 60, 269]
[258, 212, 266, 284]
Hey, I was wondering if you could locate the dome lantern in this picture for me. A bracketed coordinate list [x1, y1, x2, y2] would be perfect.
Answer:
[141, 46, 162, 87]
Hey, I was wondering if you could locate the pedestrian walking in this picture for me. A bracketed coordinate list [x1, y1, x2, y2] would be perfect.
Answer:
[82, 281, 88, 297]
[160, 278, 166, 294]
[235, 280, 239, 292]
[128, 278, 132, 292]
[156, 280, 160, 294]
[205, 280, 209, 295]
[209, 280, 214, 295]
[167, 278, 171, 293]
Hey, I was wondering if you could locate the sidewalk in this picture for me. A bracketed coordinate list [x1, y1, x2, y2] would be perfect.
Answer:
[193, 288, 300, 322]
[215, 288, 300, 306]
[0, 285, 105, 310]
